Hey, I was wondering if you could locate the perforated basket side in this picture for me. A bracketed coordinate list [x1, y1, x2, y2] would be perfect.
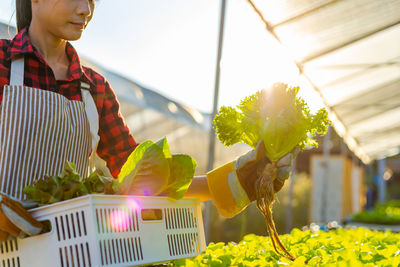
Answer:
[98, 237, 143, 266]
[0, 239, 20, 267]
[54, 210, 88, 241]
[58, 242, 92, 267]
[95, 207, 140, 234]
[164, 207, 202, 257]
[94, 206, 144, 266]
[51, 208, 93, 267]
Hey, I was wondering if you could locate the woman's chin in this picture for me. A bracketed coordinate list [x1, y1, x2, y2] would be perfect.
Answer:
[63, 30, 84, 41]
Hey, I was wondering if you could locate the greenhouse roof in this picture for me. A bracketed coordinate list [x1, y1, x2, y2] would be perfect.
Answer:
[252, 0, 400, 163]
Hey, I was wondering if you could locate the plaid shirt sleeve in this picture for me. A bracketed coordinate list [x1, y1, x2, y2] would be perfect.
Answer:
[97, 79, 138, 178]
[0, 39, 11, 102]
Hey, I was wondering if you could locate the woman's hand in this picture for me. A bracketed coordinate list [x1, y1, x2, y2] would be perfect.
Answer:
[234, 141, 299, 201]
[271, 145, 300, 192]
[0, 193, 43, 241]
[204, 141, 299, 218]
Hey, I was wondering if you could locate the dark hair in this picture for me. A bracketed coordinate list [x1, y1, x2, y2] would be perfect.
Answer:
[16, 0, 32, 32]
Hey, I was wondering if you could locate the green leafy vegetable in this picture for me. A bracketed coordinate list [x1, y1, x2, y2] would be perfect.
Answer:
[118, 138, 171, 196]
[118, 140, 153, 182]
[118, 137, 197, 199]
[214, 82, 330, 161]
[164, 154, 197, 199]
[172, 228, 400, 267]
[23, 161, 117, 205]
[351, 201, 400, 225]
[213, 83, 331, 260]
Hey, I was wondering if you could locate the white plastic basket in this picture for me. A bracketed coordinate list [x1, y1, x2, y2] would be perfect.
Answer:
[0, 194, 206, 267]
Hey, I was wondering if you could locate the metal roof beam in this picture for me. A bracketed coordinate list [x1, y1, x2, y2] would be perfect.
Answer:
[247, 0, 281, 42]
[338, 103, 400, 115]
[317, 57, 400, 89]
[300, 20, 400, 64]
[358, 124, 400, 142]
[362, 139, 400, 154]
[313, 61, 400, 70]
[332, 77, 400, 108]
[272, 0, 343, 28]
[340, 101, 400, 126]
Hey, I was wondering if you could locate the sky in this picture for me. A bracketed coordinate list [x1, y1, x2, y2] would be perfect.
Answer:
[0, 0, 324, 114]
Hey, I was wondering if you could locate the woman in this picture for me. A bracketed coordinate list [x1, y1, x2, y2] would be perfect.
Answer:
[0, 0, 295, 241]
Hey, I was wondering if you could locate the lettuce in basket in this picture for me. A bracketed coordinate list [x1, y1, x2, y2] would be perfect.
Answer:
[117, 137, 197, 200]
[23, 161, 117, 205]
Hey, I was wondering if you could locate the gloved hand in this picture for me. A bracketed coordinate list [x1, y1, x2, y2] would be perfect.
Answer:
[0, 193, 43, 241]
[207, 141, 298, 218]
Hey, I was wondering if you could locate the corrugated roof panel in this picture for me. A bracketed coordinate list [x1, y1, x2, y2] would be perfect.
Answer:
[252, 0, 400, 162]
[318, 67, 399, 106]
[303, 25, 400, 88]
[273, 0, 400, 62]
[362, 136, 400, 155]
[348, 106, 400, 136]
[332, 79, 400, 125]
[252, 0, 336, 25]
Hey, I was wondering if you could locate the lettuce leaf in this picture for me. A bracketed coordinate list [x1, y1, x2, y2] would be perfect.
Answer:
[155, 136, 172, 159]
[118, 139, 170, 196]
[162, 154, 197, 199]
[117, 137, 197, 199]
[213, 82, 331, 161]
[24, 161, 116, 205]
[118, 140, 154, 182]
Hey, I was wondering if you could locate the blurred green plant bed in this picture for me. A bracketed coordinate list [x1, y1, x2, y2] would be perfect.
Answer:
[350, 200, 400, 225]
[170, 228, 400, 267]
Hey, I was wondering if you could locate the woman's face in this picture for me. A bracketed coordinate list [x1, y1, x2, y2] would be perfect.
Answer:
[32, 0, 95, 41]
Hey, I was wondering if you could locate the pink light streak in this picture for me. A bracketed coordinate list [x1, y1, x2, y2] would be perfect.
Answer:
[109, 197, 142, 232]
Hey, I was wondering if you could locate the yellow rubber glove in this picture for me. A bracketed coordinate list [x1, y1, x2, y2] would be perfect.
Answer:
[207, 141, 298, 218]
[0, 193, 43, 241]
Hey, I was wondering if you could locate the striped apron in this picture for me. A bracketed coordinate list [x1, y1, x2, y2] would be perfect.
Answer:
[0, 56, 100, 200]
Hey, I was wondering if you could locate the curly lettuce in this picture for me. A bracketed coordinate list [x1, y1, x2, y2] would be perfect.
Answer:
[213, 82, 331, 161]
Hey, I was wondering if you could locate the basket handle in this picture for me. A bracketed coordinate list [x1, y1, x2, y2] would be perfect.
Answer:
[141, 209, 163, 221]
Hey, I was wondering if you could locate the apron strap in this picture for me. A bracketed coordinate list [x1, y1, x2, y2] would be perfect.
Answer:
[80, 81, 100, 174]
[9, 56, 24, 86]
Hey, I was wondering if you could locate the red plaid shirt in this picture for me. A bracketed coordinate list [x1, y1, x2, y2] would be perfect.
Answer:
[0, 28, 138, 177]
